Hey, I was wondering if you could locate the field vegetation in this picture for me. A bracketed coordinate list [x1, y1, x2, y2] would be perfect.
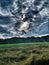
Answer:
[0, 42, 49, 65]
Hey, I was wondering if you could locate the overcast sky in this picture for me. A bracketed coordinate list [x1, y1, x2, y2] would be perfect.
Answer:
[0, 0, 49, 39]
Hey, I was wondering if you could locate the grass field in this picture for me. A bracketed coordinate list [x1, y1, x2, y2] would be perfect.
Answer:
[0, 42, 49, 65]
[0, 42, 49, 48]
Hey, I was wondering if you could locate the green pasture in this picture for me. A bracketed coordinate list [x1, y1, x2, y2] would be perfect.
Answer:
[0, 42, 49, 48]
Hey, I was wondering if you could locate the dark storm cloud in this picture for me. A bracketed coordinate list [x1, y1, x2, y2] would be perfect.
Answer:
[0, 0, 49, 39]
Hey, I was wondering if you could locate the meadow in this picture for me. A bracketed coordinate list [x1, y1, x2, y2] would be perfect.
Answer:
[0, 42, 49, 65]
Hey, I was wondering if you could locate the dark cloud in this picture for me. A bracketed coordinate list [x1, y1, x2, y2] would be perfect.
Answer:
[0, 0, 49, 39]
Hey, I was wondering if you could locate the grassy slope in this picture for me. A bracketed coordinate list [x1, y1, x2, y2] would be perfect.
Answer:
[0, 42, 49, 65]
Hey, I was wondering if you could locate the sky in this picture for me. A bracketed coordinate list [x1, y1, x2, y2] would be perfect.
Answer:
[0, 0, 49, 39]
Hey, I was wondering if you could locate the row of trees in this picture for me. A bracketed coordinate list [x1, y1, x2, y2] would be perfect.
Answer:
[0, 35, 49, 44]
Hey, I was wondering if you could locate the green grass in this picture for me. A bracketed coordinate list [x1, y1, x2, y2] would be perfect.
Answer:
[0, 42, 49, 49]
[0, 42, 49, 65]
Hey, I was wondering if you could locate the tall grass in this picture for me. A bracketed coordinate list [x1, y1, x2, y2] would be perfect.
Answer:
[0, 42, 49, 65]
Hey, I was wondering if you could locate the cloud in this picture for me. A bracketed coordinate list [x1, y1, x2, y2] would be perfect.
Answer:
[0, 0, 49, 39]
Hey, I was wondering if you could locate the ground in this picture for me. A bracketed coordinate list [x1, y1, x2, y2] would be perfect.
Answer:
[0, 42, 49, 65]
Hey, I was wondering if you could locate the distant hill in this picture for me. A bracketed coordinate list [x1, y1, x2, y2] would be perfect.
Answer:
[0, 35, 49, 44]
